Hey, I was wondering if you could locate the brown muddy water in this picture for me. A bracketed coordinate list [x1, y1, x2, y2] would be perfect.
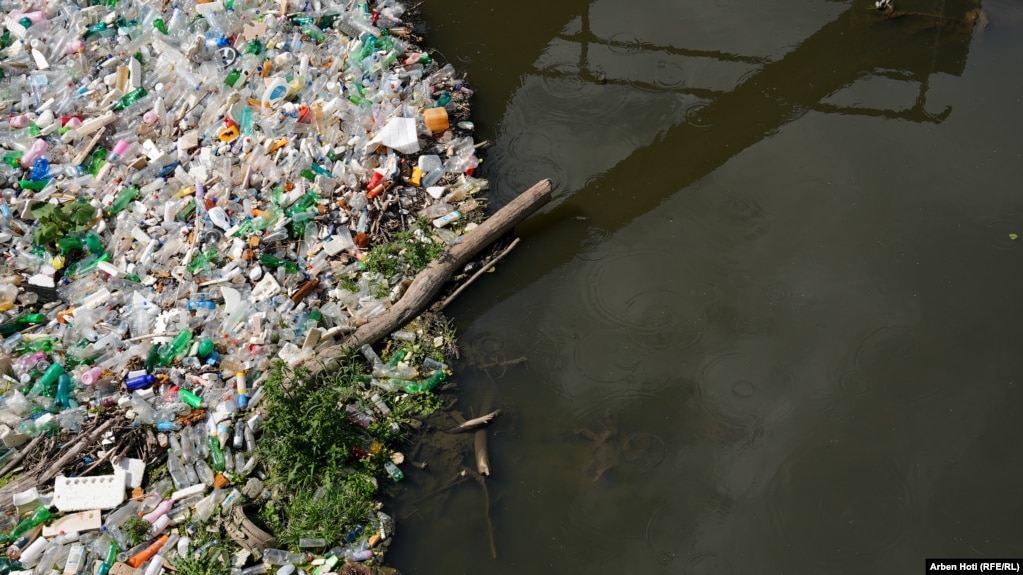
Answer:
[386, 0, 1023, 573]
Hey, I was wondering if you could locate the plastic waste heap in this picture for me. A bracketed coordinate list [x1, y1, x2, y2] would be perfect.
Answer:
[0, 0, 485, 570]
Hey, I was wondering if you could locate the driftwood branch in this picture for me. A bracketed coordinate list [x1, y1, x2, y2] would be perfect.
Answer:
[471, 471, 497, 559]
[445, 410, 501, 433]
[438, 237, 521, 311]
[304, 179, 552, 373]
[474, 430, 489, 476]
[0, 418, 119, 510]
[0, 435, 44, 478]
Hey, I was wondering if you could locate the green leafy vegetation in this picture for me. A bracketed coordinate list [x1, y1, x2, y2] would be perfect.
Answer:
[123, 515, 152, 546]
[363, 218, 445, 277]
[170, 534, 231, 575]
[30, 198, 97, 247]
[260, 473, 377, 548]
[257, 360, 365, 487]
[255, 350, 448, 549]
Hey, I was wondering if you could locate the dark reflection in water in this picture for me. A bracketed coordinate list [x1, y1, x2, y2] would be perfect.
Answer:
[387, 0, 1023, 573]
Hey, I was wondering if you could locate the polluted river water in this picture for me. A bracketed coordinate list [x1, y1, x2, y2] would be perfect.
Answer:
[387, 0, 1023, 574]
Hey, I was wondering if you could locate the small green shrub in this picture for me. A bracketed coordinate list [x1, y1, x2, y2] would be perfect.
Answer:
[123, 515, 152, 547]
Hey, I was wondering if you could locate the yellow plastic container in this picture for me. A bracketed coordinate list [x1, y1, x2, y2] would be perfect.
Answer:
[423, 107, 449, 133]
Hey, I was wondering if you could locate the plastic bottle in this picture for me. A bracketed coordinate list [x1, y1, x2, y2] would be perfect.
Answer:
[97, 540, 118, 575]
[17, 536, 48, 566]
[235, 372, 248, 409]
[127, 535, 167, 568]
[141, 499, 173, 524]
[165, 452, 191, 490]
[262, 549, 291, 565]
[3, 506, 51, 543]
[103, 500, 141, 530]
[142, 554, 164, 575]
[207, 434, 226, 472]
[28, 362, 64, 397]
[383, 460, 403, 482]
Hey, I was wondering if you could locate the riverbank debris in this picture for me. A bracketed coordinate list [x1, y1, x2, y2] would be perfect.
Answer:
[0, 0, 530, 570]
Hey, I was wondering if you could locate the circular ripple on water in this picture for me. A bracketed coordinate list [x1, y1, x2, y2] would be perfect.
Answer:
[838, 369, 871, 396]
[587, 251, 690, 335]
[607, 33, 644, 56]
[686, 554, 735, 575]
[684, 102, 713, 129]
[576, 225, 613, 262]
[507, 130, 554, 160]
[629, 61, 687, 94]
[497, 154, 569, 199]
[620, 432, 667, 475]
[532, 63, 630, 121]
[696, 352, 794, 430]
[628, 311, 708, 353]
[529, 326, 571, 386]
[571, 329, 641, 384]
[646, 507, 686, 566]
[656, 62, 686, 89]
[466, 332, 506, 368]
[538, 63, 588, 99]
[721, 193, 771, 240]
[852, 325, 943, 404]
[764, 439, 915, 567]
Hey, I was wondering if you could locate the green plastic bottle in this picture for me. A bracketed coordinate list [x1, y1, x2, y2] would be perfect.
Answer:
[97, 540, 118, 575]
[0, 313, 46, 337]
[258, 254, 300, 274]
[2, 506, 50, 543]
[112, 87, 147, 112]
[56, 235, 85, 254]
[83, 231, 103, 254]
[55, 373, 75, 408]
[28, 362, 64, 397]
[179, 389, 203, 409]
[394, 370, 447, 393]
[208, 435, 226, 472]
[108, 186, 139, 215]
[158, 329, 192, 366]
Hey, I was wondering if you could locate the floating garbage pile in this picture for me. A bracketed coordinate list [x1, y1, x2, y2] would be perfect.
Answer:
[0, 0, 488, 571]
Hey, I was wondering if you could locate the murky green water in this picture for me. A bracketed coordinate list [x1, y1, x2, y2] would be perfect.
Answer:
[387, 0, 1023, 573]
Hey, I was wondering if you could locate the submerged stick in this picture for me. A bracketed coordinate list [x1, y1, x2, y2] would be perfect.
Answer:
[438, 237, 521, 311]
[410, 470, 471, 505]
[445, 409, 501, 433]
[474, 430, 490, 476]
[472, 472, 497, 559]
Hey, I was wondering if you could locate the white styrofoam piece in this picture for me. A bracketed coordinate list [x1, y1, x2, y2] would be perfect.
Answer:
[115, 458, 146, 489]
[52, 470, 126, 511]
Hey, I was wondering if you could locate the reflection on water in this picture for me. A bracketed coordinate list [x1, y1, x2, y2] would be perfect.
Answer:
[389, 0, 1023, 573]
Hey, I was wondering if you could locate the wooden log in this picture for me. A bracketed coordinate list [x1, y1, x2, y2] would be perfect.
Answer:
[303, 179, 552, 373]
[474, 430, 490, 476]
